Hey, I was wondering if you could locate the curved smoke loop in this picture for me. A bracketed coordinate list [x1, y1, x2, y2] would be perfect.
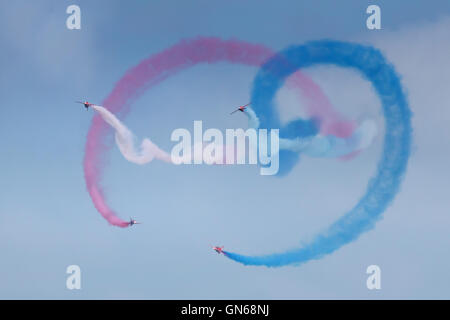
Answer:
[84, 37, 355, 228]
[92, 104, 375, 167]
[223, 40, 412, 267]
[84, 38, 409, 269]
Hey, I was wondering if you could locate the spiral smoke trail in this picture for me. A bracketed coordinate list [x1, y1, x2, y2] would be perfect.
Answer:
[84, 37, 355, 227]
[224, 40, 412, 267]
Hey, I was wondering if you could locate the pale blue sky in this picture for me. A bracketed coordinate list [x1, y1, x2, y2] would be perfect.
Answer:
[1, 0, 450, 299]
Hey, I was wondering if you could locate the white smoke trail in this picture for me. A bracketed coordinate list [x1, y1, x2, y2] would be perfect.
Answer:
[92, 105, 173, 164]
[92, 104, 377, 168]
[282, 119, 378, 157]
[92, 105, 224, 165]
[244, 106, 377, 157]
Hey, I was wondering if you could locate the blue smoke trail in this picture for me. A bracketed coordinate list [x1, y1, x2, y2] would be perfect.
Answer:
[243, 106, 377, 158]
[224, 40, 412, 267]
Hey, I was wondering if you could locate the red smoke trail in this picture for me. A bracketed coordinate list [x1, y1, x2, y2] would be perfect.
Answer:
[84, 37, 353, 227]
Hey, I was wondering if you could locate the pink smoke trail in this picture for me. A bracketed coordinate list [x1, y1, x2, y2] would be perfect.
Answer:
[287, 75, 356, 137]
[84, 37, 354, 227]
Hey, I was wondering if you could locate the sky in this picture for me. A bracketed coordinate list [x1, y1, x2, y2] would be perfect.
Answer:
[0, 0, 450, 299]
